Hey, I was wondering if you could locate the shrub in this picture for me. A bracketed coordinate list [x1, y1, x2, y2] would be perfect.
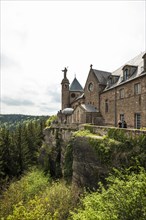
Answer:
[7, 181, 75, 220]
[0, 168, 50, 219]
[46, 115, 57, 127]
[70, 168, 146, 220]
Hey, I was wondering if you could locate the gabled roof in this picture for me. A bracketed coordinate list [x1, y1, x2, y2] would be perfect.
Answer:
[92, 69, 111, 85]
[112, 52, 145, 77]
[69, 77, 83, 92]
[104, 51, 146, 91]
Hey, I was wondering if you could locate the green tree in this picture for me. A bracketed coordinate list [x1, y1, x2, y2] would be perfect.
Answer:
[0, 168, 50, 219]
[71, 168, 146, 220]
[0, 126, 12, 178]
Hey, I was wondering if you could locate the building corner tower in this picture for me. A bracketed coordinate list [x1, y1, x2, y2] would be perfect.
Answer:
[61, 67, 70, 110]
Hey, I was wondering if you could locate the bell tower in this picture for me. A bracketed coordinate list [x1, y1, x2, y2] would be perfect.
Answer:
[61, 67, 70, 110]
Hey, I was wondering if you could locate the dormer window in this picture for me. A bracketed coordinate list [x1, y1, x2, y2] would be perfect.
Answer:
[106, 75, 119, 88]
[123, 69, 128, 81]
[122, 65, 137, 82]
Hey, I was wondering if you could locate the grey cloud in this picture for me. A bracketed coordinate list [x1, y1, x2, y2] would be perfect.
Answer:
[2, 96, 34, 106]
[39, 105, 59, 113]
[21, 88, 39, 96]
[46, 87, 61, 103]
[1, 53, 20, 69]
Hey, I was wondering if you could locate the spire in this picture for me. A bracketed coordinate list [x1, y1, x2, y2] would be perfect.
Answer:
[69, 77, 83, 92]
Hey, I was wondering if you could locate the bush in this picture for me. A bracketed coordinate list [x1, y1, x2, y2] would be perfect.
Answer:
[70, 168, 146, 220]
[7, 181, 75, 220]
[46, 115, 57, 127]
[0, 168, 50, 219]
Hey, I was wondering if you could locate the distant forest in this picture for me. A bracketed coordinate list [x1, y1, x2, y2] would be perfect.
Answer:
[0, 114, 49, 129]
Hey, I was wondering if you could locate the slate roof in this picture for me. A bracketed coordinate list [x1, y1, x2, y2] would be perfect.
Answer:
[81, 104, 98, 112]
[92, 69, 111, 85]
[75, 93, 85, 101]
[69, 77, 83, 92]
[104, 51, 146, 91]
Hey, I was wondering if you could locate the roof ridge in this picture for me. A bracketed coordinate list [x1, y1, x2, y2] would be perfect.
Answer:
[112, 51, 145, 74]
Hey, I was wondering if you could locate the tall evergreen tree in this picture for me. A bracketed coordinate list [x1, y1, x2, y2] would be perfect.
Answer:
[0, 126, 12, 178]
[14, 123, 30, 175]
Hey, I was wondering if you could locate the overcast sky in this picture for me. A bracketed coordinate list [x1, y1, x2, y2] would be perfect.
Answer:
[1, 0, 145, 116]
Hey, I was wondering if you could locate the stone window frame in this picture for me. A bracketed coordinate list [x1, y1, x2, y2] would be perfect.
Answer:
[135, 113, 141, 129]
[134, 83, 141, 95]
[120, 113, 124, 122]
[119, 88, 124, 99]
[88, 82, 94, 92]
[123, 69, 129, 81]
[71, 93, 76, 98]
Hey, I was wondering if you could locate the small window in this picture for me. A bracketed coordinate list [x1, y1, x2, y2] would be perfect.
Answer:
[71, 93, 75, 98]
[119, 114, 126, 128]
[119, 88, 124, 99]
[135, 113, 141, 129]
[120, 114, 124, 122]
[88, 82, 94, 92]
[134, 83, 141, 95]
[105, 99, 108, 113]
[123, 69, 128, 81]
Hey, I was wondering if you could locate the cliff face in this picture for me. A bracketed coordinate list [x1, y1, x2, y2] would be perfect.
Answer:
[43, 126, 146, 189]
[72, 136, 106, 189]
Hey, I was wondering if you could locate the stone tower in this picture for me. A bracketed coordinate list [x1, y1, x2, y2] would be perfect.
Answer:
[61, 67, 70, 110]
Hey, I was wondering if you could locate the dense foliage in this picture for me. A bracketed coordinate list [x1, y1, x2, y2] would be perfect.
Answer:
[0, 169, 76, 220]
[1, 168, 146, 220]
[71, 168, 146, 220]
[46, 115, 58, 127]
[0, 169, 49, 219]
[1, 118, 146, 219]
[0, 117, 47, 188]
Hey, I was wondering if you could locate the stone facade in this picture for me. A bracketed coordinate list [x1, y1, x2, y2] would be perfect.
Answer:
[101, 74, 146, 128]
[58, 52, 146, 129]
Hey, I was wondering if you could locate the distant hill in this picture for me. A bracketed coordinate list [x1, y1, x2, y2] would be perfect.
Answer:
[0, 114, 49, 129]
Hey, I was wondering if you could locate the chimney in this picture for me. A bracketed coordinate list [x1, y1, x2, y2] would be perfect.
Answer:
[142, 53, 146, 72]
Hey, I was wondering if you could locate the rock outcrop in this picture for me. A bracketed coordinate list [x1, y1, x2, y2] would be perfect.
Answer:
[42, 125, 146, 189]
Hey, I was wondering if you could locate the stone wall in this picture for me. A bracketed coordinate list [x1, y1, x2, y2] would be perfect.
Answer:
[84, 70, 100, 109]
[100, 74, 146, 128]
[79, 124, 146, 137]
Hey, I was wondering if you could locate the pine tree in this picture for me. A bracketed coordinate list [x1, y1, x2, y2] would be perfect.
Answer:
[13, 123, 30, 175]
